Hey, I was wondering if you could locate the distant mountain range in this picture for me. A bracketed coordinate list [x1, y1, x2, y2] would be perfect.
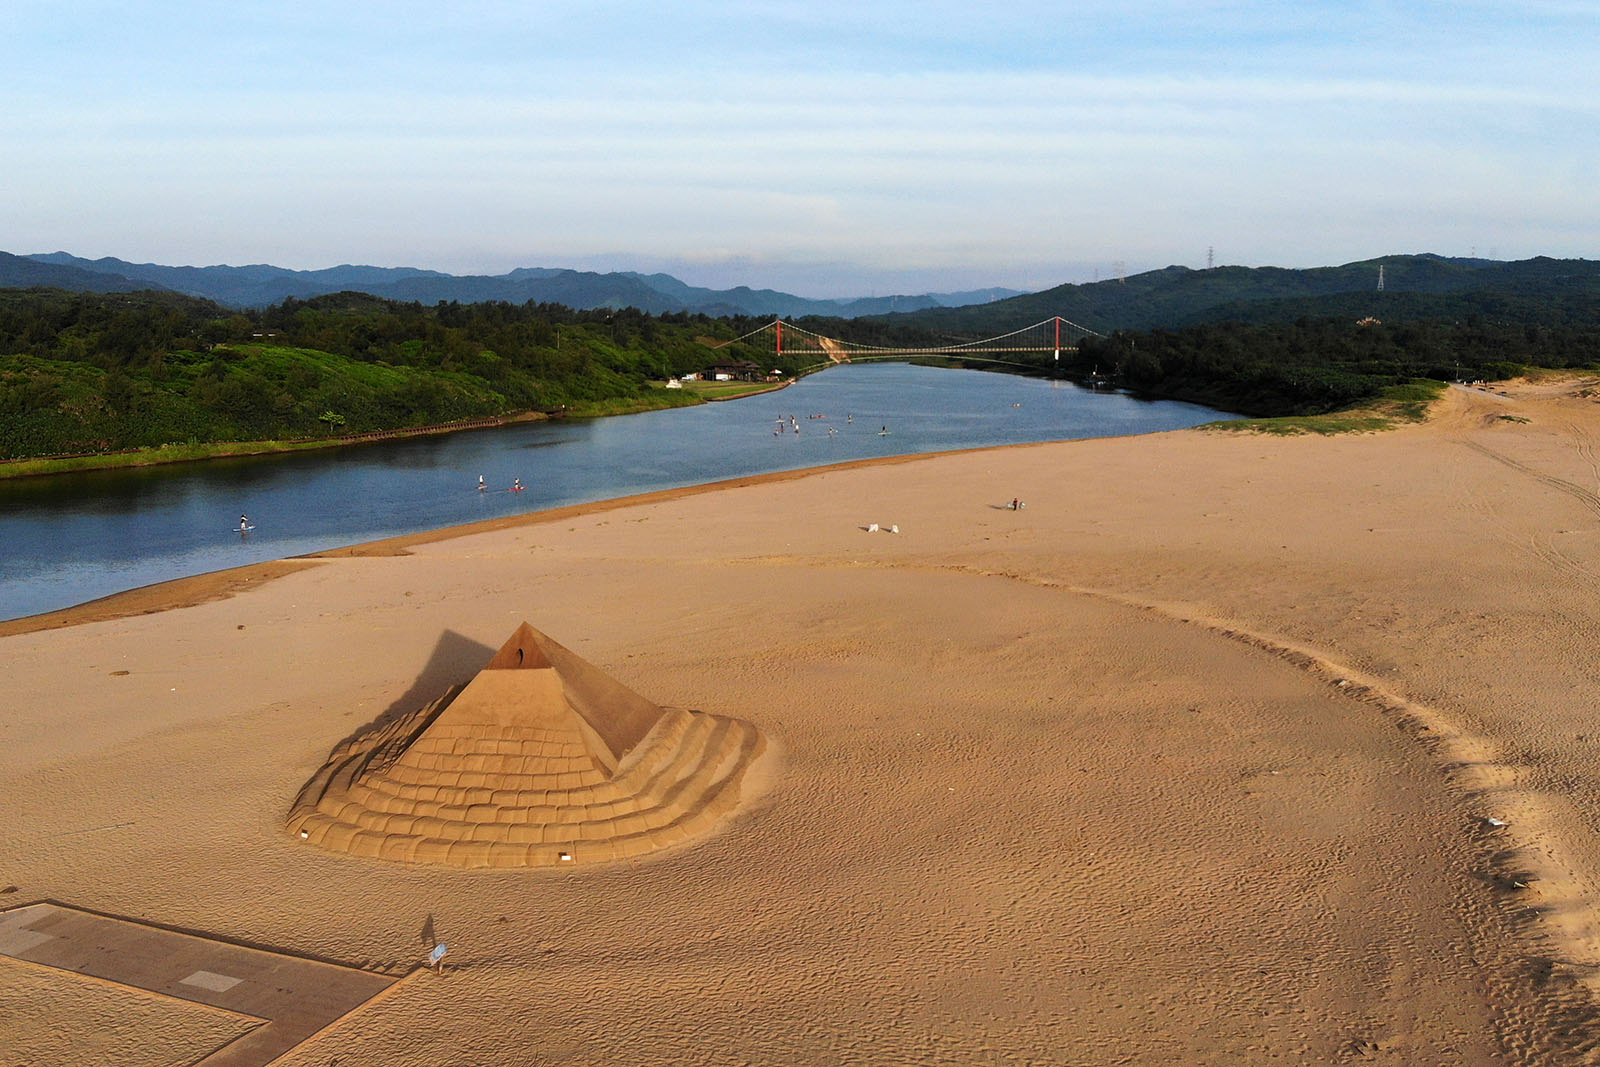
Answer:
[7, 249, 1596, 334]
[0, 251, 1021, 319]
[873, 254, 1600, 333]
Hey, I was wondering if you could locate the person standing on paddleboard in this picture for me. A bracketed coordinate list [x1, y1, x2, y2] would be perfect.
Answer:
[239, 514, 249, 533]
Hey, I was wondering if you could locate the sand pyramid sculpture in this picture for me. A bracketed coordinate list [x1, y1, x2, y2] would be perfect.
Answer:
[288, 623, 765, 868]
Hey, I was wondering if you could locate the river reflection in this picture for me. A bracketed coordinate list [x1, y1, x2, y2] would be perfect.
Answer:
[0, 363, 1232, 621]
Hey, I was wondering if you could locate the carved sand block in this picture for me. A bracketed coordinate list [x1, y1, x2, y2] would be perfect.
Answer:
[288, 623, 764, 867]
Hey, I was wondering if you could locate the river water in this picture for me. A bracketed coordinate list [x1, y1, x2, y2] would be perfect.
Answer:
[0, 363, 1231, 622]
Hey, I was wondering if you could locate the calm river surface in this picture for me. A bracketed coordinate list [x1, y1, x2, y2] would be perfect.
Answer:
[0, 363, 1232, 622]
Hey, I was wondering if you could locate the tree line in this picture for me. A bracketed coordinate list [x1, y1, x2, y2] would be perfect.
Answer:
[2, 285, 1597, 460]
[1069, 316, 1600, 415]
[0, 289, 793, 458]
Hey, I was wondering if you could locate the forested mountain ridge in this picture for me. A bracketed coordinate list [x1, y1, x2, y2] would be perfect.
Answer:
[0, 251, 150, 295]
[870, 255, 1600, 334]
[14, 250, 1598, 333]
[11, 251, 1021, 318]
[21, 253, 449, 306]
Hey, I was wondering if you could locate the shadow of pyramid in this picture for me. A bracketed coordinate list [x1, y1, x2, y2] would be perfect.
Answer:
[381, 630, 496, 724]
[315, 630, 494, 756]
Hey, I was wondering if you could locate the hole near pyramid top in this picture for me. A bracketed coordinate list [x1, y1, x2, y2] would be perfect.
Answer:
[483, 622, 555, 671]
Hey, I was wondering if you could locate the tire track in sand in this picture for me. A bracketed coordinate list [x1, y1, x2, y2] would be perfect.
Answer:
[1442, 434, 1600, 591]
[930, 562, 1600, 1059]
[1564, 418, 1600, 501]
[1460, 439, 1600, 522]
[1453, 437, 1600, 589]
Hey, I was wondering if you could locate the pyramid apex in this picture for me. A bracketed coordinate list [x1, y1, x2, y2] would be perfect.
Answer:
[483, 621, 553, 670]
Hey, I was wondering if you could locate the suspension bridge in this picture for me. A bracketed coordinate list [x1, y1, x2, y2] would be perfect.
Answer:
[712, 316, 1102, 371]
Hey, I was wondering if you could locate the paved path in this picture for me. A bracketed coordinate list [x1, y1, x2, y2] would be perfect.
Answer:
[0, 902, 404, 1067]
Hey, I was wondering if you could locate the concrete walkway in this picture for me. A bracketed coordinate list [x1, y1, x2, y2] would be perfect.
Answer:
[0, 902, 405, 1067]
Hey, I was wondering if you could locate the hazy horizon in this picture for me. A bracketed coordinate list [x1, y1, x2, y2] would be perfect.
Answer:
[24, 246, 1541, 305]
[7, 2, 1595, 299]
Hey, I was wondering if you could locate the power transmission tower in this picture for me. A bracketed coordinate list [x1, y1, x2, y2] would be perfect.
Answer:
[1207, 246, 1214, 270]
[1377, 265, 1385, 291]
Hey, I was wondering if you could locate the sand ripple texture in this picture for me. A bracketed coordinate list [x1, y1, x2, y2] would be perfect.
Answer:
[8, 378, 1600, 1064]
[0, 961, 255, 1065]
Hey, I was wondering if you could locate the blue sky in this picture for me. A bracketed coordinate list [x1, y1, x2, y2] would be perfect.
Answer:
[4, 1, 1596, 296]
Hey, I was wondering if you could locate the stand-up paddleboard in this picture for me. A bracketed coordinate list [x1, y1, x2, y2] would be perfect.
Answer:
[235, 525, 256, 532]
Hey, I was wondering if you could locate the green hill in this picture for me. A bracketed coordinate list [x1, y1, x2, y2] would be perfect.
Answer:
[831, 255, 1600, 419]
[0, 288, 783, 462]
[865, 255, 1600, 334]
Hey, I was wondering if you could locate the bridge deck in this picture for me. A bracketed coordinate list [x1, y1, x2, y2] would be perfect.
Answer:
[789, 346, 1078, 356]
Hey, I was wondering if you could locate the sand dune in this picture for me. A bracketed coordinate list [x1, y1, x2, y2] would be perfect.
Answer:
[6, 378, 1600, 1064]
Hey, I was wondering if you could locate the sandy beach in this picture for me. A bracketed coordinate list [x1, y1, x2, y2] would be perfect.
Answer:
[6, 377, 1600, 1065]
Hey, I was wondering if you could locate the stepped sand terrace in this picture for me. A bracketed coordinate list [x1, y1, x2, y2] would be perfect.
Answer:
[288, 623, 765, 867]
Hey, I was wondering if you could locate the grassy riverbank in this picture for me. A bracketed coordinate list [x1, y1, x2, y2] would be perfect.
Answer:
[681, 379, 791, 400]
[1202, 379, 1448, 434]
[0, 437, 373, 478]
[0, 289, 795, 467]
[0, 384, 701, 480]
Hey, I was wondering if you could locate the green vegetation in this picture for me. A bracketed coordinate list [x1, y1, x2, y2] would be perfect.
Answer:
[866, 254, 1600, 335]
[1206, 380, 1449, 435]
[678, 379, 788, 400]
[848, 253, 1600, 419]
[4, 257, 1599, 470]
[0, 437, 377, 478]
[776, 315, 1597, 420]
[0, 289, 795, 463]
[1066, 317, 1600, 416]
